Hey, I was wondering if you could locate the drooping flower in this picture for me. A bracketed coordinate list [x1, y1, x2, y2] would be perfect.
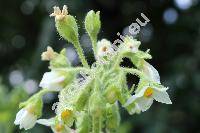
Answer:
[97, 39, 113, 58]
[14, 108, 37, 130]
[39, 71, 66, 91]
[124, 86, 172, 112]
[50, 5, 68, 21]
[41, 46, 56, 61]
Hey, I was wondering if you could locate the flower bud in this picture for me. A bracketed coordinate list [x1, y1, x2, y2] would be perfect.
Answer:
[106, 104, 120, 131]
[50, 5, 79, 44]
[76, 112, 90, 133]
[39, 70, 74, 91]
[89, 92, 105, 117]
[50, 48, 71, 69]
[85, 10, 101, 39]
[75, 84, 91, 111]
[104, 84, 120, 104]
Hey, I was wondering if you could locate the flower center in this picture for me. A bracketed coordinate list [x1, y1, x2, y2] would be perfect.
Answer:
[102, 46, 107, 52]
[55, 124, 64, 132]
[61, 109, 72, 120]
[144, 87, 153, 98]
[129, 45, 133, 49]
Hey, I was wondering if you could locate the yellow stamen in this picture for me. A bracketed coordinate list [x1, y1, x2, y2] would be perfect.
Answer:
[144, 87, 153, 98]
[55, 124, 64, 132]
[61, 109, 72, 120]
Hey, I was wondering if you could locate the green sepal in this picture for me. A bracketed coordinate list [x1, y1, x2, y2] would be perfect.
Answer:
[19, 93, 43, 117]
[76, 112, 91, 133]
[106, 103, 120, 131]
[50, 48, 71, 69]
[104, 84, 120, 104]
[89, 92, 106, 117]
[75, 81, 92, 111]
[56, 15, 79, 44]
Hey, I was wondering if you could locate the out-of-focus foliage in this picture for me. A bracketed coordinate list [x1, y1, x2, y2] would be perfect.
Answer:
[0, 78, 28, 133]
[0, 0, 200, 133]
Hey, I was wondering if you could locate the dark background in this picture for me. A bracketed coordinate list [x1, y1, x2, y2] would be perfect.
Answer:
[0, 0, 200, 133]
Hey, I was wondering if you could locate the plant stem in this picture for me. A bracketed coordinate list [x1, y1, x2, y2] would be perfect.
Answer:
[91, 36, 97, 58]
[37, 89, 58, 97]
[92, 116, 101, 133]
[113, 52, 122, 69]
[74, 40, 89, 68]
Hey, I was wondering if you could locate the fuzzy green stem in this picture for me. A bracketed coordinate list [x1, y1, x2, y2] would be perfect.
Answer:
[74, 40, 89, 68]
[90, 36, 97, 58]
[54, 67, 91, 74]
[113, 52, 122, 69]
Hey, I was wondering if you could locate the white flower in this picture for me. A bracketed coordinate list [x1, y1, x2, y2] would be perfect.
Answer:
[97, 39, 113, 58]
[122, 37, 141, 53]
[50, 5, 68, 21]
[39, 71, 66, 90]
[142, 61, 160, 83]
[124, 86, 172, 112]
[37, 118, 73, 133]
[14, 108, 37, 130]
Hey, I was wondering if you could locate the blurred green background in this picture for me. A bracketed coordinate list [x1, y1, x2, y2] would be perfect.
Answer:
[0, 0, 200, 133]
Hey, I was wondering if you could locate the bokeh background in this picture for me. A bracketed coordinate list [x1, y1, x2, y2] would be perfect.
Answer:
[0, 0, 200, 133]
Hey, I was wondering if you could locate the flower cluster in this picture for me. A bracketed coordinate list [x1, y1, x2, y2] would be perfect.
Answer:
[14, 5, 172, 133]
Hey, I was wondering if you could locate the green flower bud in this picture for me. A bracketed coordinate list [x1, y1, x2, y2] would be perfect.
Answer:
[76, 112, 91, 133]
[50, 5, 79, 44]
[75, 83, 92, 111]
[89, 92, 105, 117]
[50, 48, 71, 69]
[104, 84, 120, 104]
[106, 104, 120, 131]
[85, 10, 101, 39]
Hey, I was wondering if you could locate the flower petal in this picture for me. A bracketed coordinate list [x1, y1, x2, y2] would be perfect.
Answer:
[14, 109, 25, 125]
[39, 71, 65, 90]
[124, 95, 137, 107]
[20, 110, 37, 130]
[153, 90, 172, 104]
[143, 62, 160, 83]
[137, 97, 154, 112]
[124, 86, 149, 107]
[37, 118, 55, 126]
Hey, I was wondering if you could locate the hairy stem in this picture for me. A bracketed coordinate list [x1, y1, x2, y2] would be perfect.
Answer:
[74, 40, 89, 68]
[91, 36, 97, 58]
